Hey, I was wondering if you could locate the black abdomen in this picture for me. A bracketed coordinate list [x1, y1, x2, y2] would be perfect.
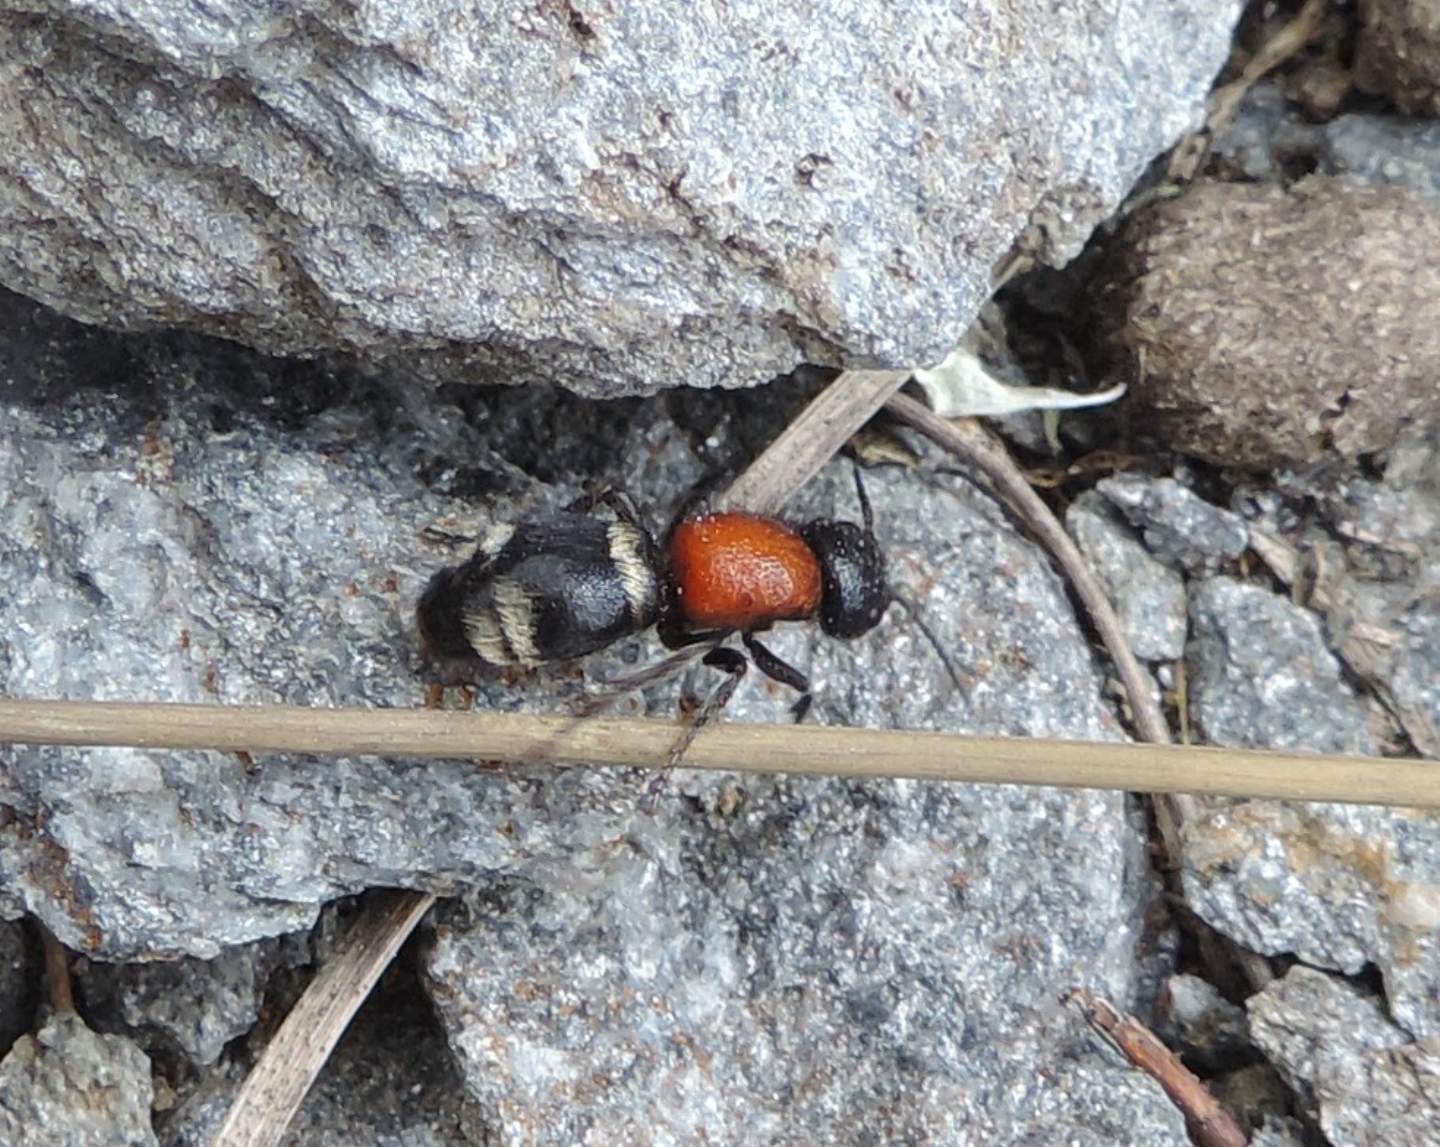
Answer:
[417, 510, 659, 668]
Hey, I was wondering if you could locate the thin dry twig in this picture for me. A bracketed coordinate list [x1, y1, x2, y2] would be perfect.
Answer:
[885, 396, 1171, 746]
[2, 698, 1436, 808]
[1246, 526, 1301, 589]
[882, 396, 1298, 1002]
[35, 919, 74, 1014]
[882, 396, 1198, 867]
[211, 890, 437, 1147]
[1175, 657, 1192, 747]
[718, 368, 913, 514]
[1167, 0, 1329, 184]
[1067, 990, 1249, 1147]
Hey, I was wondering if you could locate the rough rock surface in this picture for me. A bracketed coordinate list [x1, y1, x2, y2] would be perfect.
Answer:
[1302, 113, 1440, 204]
[0, 1012, 157, 1147]
[1248, 965, 1440, 1146]
[423, 775, 1178, 1145]
[77, 938, 294, 1067]
[1180, 570, 1440, 1039]
[1066, 491, 1187, 661]
[1356, 0, 1440, 116]
[0, 1, 1240, 396]
[1186, 578, 1375, 756]
[0, 283, 1142, 958]
[1094, 177, 1440, 469]
[1096, 474, 1248, 575]
[1214, 82, 1440, 205]
[1181, 798, 1440, 1038]
[0, 290, 1186, 1140]
[1277, 423, 1440, 759]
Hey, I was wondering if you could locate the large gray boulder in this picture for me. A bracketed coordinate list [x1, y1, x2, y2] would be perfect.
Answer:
[0, 1, 1240, 395]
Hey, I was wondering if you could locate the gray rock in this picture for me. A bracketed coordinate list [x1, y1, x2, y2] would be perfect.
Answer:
[1305, 564, 1440, 758]
[1159, 972, 1249, 1071]
[0, 921, 30, 1056]
[1097, 475, 1248, 574]
[1248, 965, 1440, 1146]
[1389, 601, 1440, 757]
[1216, 80, 1440, 206]
[1066, 492, 1187, 661]
[0, 1012, 157, 1146]
[1315, 115, 1440, 205]
[1181, 797, 1440, 1038]
[1209, 82, 1302, 183]
[1186, 578, 1375, 756]
[76, 941, 285, 1067]
[1213, 80, 1440, 196]
[0, 290, 1188, 1141]
[1179, 578, 1440, 1037]
[0, 1, 1241, 397]
[0, 286, 1141, 961]
[424, 792, 1187, 1145]
[1230, 423, 1440, 758]
[1290, 423, 1440, 757]
[1285, 423, 1440, 573]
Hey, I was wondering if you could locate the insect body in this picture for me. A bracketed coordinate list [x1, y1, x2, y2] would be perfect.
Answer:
[798, 516, 890, 639]
[652, 474, 888, 727]
[417, 499, 659, 669]
[665, 509, 888, 642]
[417, 474, 888, 713]
[666, 513, 822, 632]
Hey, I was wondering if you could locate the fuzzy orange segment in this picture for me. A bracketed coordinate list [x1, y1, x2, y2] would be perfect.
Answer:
[668, 512, 822, 631]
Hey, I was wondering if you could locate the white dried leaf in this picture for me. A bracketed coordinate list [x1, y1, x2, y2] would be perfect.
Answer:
[911, 348, 1126, 417]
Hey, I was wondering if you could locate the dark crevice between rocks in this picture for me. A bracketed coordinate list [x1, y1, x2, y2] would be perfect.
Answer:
[1151, 903, 1333, 1145]
[72, 963, 205, 1107]
[0, 285, 859, 535]
[2, 919, 42, 1060]
[138, 891, 490, 1144]
[1, 286, 698, 513]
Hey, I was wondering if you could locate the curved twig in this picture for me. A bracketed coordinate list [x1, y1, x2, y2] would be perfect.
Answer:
[883, 395, 1199, 867]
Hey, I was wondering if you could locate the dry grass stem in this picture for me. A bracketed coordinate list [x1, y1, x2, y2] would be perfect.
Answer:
[718, 368, 912, 514]
[884, 395, 1199, 863]
[211, 890, 437, 1147]
[885, 396, 1171, 746]
[2, 698, 1435, 809]
[36, 920, 74, 1015]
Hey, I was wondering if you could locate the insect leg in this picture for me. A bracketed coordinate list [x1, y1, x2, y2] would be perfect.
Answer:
[742, 632, 813, 723]
[642, 646, 748, 812]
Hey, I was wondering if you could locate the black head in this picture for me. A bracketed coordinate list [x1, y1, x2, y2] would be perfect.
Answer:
[799, 469, 889, 639]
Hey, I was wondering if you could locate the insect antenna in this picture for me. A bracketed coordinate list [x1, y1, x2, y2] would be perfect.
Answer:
[852, 463, 875, 532]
